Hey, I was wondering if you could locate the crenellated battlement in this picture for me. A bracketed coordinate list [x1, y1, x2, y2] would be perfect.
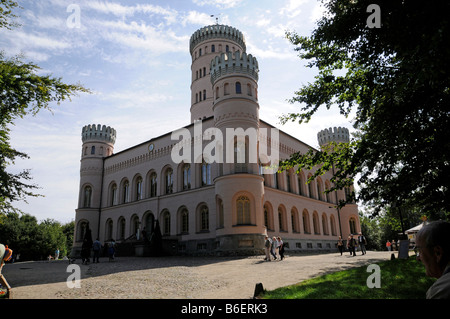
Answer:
[317, 126, 350, 146]
[210, 50, 259, 84]
[82, 124, 116, 144]
[190, 24, 246, 54]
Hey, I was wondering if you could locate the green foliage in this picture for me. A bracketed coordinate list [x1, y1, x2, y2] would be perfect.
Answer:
[279, 0, 450, 217]
[0, 212, 73, 261]
[0, 1, 90, 215]
[262, 256, 435, 299]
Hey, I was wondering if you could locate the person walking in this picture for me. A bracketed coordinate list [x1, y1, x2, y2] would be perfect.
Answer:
[347, 234, 356, 256]
[277, 237, 285, 260]
[92, 238, 102, 263]
[264, 236, 272, 261]
[337, 236, 344, 256]
[358, 232, 367, 255]
[54, 248, 60, 260]
[108, 240, 116, 262]
[271, 237, 278, 260]
[386, 240, 392, 251]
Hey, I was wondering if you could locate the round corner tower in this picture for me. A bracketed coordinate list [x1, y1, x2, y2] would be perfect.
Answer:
[317, 126, 350, 149]
[73, 124, 116, 253]
[189, 25, 246, 123]
[317, 126, 359, 238]
[202, 26, 265, 253]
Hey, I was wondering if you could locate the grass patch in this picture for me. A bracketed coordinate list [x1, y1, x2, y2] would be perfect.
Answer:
[262, 256, 435, 299]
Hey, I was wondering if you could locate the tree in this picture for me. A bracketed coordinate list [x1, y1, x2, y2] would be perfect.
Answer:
[279, 0, 450, 217]
[0, 212, 73, 260]
[0, 1, 90, 215]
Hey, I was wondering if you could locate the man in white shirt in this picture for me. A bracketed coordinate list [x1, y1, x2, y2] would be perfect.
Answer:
[415, 220, 450, 299]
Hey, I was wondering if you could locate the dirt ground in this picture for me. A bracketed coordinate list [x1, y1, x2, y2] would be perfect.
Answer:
[2, 251, 394, 299]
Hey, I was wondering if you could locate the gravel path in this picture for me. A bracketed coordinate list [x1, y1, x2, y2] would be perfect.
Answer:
[2, 251, 394, 299]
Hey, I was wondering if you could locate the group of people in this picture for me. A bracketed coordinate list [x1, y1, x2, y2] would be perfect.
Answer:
[264, 236, 285, 261]
[81, 237, 116, 265]
[337, 232, 367, 256]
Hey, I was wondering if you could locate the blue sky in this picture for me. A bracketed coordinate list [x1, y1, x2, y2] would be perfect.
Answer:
[1, 0, 355, 223]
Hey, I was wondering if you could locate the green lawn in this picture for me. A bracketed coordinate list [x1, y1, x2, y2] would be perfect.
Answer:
[262, 256, 436, 299]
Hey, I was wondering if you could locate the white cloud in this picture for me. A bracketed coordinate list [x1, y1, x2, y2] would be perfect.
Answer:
[192, 0, 244, 9]
[182, 11, 215, 26]
[9, 30, 72, 50]
[279, 0, 308, 18]
[85, 1, 179, 24]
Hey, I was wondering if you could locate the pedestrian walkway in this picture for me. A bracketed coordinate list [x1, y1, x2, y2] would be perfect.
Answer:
[2, 251, 394, 299]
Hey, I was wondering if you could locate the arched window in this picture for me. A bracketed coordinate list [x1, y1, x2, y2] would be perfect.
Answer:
[203, 90, 206, 100]
[211, 44, 215, 52]
[165, 168, 173, 194]
[135, 177, 143, 201]
[263, 203, 274, 231]
[131, 215, 140, 238]
[91, 146, 95, 155]
[286, 171, 292, 193]
[163, 211, 171, 235]
[303, 209, 311, 234]
[313, 211, 320, 235]
[226, 45, 229, 52]
[201, 161, 211, 186]
[183, 164, 191, 190]
[307, 174, 315, 199]
[235, 81, 242, 94]
[273, 172, 279, 189]
[122, 181, 129, 203]
[118, 217, 126, 239]
[322, 213, 329, 235]
[199, 205, 209, 231]
[203, 67, 206, 77]
[83, 186, 92, 208]
[317, 177, 325, 201]
[349, 217, 357, 234]
[330, 215, 337, 236]
[180, 208, 189, 234]
[291, 208, 300, 233]
[110, 183, 117, 206]
[215, 86, 219, 99]
[298, 172, 306, 196]
[236, 195, 250, 225]
[247, 83, 252, 96]
[150, 173, 157, 197]
[278, 207, 286, 232]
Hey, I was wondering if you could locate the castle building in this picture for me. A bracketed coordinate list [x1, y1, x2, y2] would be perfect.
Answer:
[73, 24, 360, 256]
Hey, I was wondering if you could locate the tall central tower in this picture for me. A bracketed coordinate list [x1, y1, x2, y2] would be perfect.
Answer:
[189, 25, 246, 122]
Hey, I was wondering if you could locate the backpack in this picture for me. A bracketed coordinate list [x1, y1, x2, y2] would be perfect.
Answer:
[3, 247, 12, 262]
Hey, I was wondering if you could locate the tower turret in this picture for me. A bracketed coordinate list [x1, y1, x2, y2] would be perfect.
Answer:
[73, 124, 116, 251]
[211, 50, 260, 175]
[190, 25, 246, 123]
[211, 48, 265, 253]
[317, 126, 350, 148]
